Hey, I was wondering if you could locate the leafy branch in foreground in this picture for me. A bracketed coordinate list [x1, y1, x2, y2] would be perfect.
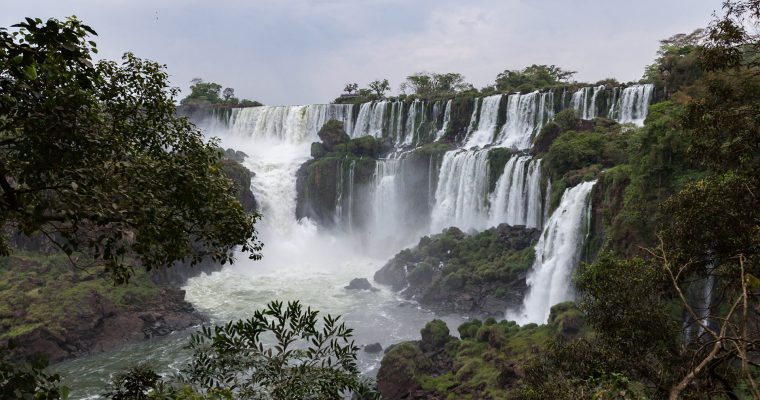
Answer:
[102, 301, 376, 399]
[176, 300, 373, 399]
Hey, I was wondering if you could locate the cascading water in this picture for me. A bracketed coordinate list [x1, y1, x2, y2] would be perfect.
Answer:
[431, 149, 491, 232]
[466, 98, 480, 135]
[571, 87, 593, 120]
[434, 99, 452, 141]
[352, 101, 388, 138]
[617, 84, 654, 126]
[488, 156, 543, 228]
[464, 95, 502, 148]
[403, 100, 420, 146]
[229, 104, 354, 142]
[508, 180, 596, 324]
[498, 91, 554, 150]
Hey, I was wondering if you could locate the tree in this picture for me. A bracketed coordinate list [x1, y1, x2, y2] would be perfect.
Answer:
[399, 72, 472, 97]
[222, 87, 234, 101]
[181, 78, 223, 106]
[0, 17, 262, 283]
[368, 79, 390, 97]
[494, 64, 576, 93]
[343, 82, 358, 95]
[657, 3, 760, 396]
[643, 29, 705, 97]
[106, 301, 374, 399]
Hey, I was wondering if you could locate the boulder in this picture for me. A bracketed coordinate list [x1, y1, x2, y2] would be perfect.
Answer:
[317, 120, 350, 150]
[364, 343, 383, 353]
[344, 278, 379, 292]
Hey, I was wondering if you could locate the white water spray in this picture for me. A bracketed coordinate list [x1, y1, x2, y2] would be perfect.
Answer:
[508, 180, 596, 324]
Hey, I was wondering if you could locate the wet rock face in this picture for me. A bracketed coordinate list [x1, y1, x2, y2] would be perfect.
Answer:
[5, 288, 206, 363]
[345, 278, 379, 292]
[364, 342, 383, 353]
[374, 224, 540, 317]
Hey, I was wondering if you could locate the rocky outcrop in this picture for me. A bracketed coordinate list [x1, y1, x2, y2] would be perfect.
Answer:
[345, 278, 379, 291]
[373, 224, 540, 317]
[4, 287, 205, 364]
[0, 253, 206, 364]
[377, 320, 456, 400]
[295, 120, 378, 228]
[377, 304, 587, 399]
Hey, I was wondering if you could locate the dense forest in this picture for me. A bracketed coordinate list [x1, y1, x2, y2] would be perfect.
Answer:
[1, 1, 759, 399]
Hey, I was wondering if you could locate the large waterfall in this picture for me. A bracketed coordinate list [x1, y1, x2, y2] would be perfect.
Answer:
[617, 84, 654, 125]
[488, 156, 543, 228]
[508, 180, 597, 324]
[431, 149, 492, 231]
[464, 94, 502, 148]
[229, 104, 354, 142]
[498, 91, 554, 150]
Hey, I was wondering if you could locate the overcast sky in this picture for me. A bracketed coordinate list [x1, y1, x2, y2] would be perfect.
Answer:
[3, 0, 721, 105]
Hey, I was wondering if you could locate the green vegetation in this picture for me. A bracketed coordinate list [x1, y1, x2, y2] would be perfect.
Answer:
[98, 301, 372, 399]
[180, 78, 262, 108]
[494, 64, 576, 93]
[400, 72, 474, 98]
[378, 305, 587, 399]
[374, 225, 538, 315]
[0, 252, 165, 343]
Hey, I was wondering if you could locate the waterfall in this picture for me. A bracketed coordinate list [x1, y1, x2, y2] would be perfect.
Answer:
[351, 101, 388, 138]
[571, 86, 608, 120]
[607, 87, 620, 118]
[464, 95, 502, 148]
[403, 101, 420, 146]
[571, 87, 591, 120]
[346, 160, 356, 232]
[617, 84, 654, 126]
[368, 101, 387, 138]
[508, 180, 597, 324]
[434, 99, 452, 141]
[588, 85, 606, 119]
[371, 158, 404, 245]
[466, 98, 480, 136]
[335, 159, 345, 227]
[497, 91, 554, 150]
[488, 156, 543, 228]
[229, 104, 353, 142]
[431, 149, 491, 232]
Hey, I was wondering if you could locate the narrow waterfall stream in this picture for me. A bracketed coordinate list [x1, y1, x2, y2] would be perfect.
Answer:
[507, 180, 597, 324]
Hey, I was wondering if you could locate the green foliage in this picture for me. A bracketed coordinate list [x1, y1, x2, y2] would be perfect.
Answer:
[387, 305, 586, 399]
[0, 252, 168, 344]
[0, 17, 261, 283]
[176, 300, 368, 399]
[180, 79, 261, 108]
[543, 131, 605, 181]
[400, 72, 473, 97]
[0, 351, 69, 400]
[367, 79, 390, 97]
[494, 64, 575, 93]
[96, 301, 372, 399]
[486, 148, 514, 192]
[343, 82, 358, 94]
[103, 364, 160, 400]
[317, 119, 351, 150]
[643, 30, 705, 96]
[420, 320, 451, 352]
